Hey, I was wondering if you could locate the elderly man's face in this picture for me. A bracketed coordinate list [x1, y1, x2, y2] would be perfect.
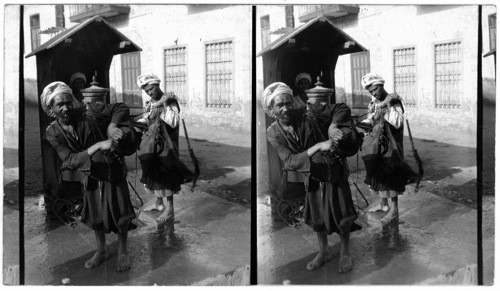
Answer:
[270, 94, 293, 125]
[143, 83, 163, 100]
[367, 84, 387, 101]
[51, 93, 75, 124]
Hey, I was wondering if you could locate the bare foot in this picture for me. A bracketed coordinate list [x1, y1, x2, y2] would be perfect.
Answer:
[381, 209, 399, 224]
[368, 204, 389, 213]
[142, 203, 157, 212]
[156, 210, 174, 222]
[143, 200, 165, 212]
[306, 251, 332, 271]
[116, 253, 131, 272]
[85, 251, 109, 269]
[338, 255, 353, 273]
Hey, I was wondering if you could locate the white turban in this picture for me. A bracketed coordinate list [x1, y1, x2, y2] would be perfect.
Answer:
[40, 81, 76, 116]
[361, 73, 385, 89]
[137, 73, 161, 88]
[261, 82, 293, 117]
[295, 72, 312, 87]
[70, 72, 86, 85]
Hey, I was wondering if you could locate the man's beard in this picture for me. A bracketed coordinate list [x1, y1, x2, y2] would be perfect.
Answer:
[279, 112, 293, 125]
[57, 107, 84, 124]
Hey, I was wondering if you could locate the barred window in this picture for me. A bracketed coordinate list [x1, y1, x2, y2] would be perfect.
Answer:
[164, 46, 188, 106]
[435, 42, 462, 108]
[205, 41, 233, 108]
[394, 47, 416, 106]
[30, 14, 41, 50]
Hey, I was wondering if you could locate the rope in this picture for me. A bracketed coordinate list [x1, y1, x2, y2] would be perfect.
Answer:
[277, 199, 304, 229]
[45, 195, 83, 228]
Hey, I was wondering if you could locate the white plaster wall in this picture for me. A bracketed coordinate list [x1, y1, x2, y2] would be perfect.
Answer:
[333, 5, 481, 135]
[108, 5, 252, 131]
[3, 5, 21, 138]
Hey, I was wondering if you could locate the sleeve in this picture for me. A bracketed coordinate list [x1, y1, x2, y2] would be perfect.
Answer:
[266, 125, 311, 173]
[384, 102, 404, 129]
[88, 102, 131, 125]
[331, 103, 352, 127]
[160, 102, 180, 128]
[46, 125, 91, 174]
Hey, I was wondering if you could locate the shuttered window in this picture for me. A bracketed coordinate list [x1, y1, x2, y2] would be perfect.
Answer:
[55, 5, 65, 28]
[435, 42, 462, 108]
[30, 14, 41, 50]
[121, 52, 142, 108]
[164, 46, 188, 106]
[205, 40, 233, 108]
[394, 47, 416, 106]
[350, 51, 371, 109]
[489, 14, 496, 51]
[261, 15, 271, 49]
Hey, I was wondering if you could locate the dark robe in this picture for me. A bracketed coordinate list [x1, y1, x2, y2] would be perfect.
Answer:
[267, 105, 361, 235]
[46, 102, 136, 233]
[362, 95, 418, 193]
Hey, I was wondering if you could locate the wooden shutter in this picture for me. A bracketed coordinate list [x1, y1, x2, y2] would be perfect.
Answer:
[121, 52, 142, 108]
[351, 51, 371, 108]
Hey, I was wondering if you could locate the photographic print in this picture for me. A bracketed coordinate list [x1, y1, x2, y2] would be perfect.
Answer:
[3, 3, 252, 285]
[256, 4, 495, 285]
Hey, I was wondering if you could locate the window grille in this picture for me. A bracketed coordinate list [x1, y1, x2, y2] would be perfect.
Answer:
[435, 42, 462, 108]
[30, 14, 41, 50]
[205, 41, 233, 108]
[394, 47, 416, 106]
[164, 47, 188, 106]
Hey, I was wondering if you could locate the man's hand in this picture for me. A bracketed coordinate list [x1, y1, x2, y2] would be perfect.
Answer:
[328, 125, 345, 147]
[379, 95, 395, 108]
[99, 139, 115, 151]
[317, 139, 334, 152]
[107, 123, 124, 143]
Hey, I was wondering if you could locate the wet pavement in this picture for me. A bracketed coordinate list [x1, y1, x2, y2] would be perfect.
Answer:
[255, 104, 493, 285]
[23, 181, 250, 285]
[257, 178, 481, 285]
[4, 103, 251, 285]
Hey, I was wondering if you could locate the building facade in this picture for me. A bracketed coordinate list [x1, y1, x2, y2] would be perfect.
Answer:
[257, 5, 496, 139]
[20, 4, 252, 133]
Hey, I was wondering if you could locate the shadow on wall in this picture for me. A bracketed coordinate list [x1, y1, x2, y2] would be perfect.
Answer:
[483, 77, 496, 105]
[182, 98, 252, 133]
[24, 78, 38, 107]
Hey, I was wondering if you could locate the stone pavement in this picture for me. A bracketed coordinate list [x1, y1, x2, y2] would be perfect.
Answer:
[257, 173, 491, 285]
[22, 181, 250, 285]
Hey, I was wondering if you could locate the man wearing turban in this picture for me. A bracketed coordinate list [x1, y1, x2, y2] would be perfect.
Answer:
[136, 73, 184, 223]
[263, 82, 361, 273]
[69, 72, 87, 103]
[43, 81, 136, 272]
[360, 73, 415, 224]
[293, 72, 312, 109]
